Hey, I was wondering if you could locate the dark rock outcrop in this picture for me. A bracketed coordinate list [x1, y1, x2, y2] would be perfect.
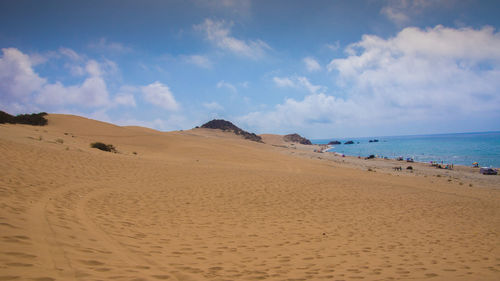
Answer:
[328, 140, 341, 145]
[200, 119, 262, 143]
[283, 133, 312, 145]
[344, 140, 354, 145]
[0, 111, 48, 126]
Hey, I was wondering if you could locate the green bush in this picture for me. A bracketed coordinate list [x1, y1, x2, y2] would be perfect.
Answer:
[90, 142, 117, 153]
[0, 111, 48, 126]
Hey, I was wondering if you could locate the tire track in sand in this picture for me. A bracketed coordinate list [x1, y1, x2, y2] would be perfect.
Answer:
[75, 186, 186, 280]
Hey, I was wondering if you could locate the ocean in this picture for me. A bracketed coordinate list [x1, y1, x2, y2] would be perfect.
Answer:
[312, 131, 500, 168]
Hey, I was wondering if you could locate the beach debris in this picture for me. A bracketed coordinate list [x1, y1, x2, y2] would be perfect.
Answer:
[406, 166, 413, 170]
[479, 167, 498, 175]
[365, 155, 375, 159]
[406, 158, 414, 162]
[396, 156, 404, 161]
[432, 162, 454, 169]
[393, 166, 402, 171]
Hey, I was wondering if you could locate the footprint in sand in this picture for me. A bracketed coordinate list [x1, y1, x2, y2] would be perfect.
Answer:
[3, 252, 37, 259]
[0, 276, 19, 280]
[151, 275, 171, 279]
[5, 262, 33, 267]
[80, 260, 105, 266]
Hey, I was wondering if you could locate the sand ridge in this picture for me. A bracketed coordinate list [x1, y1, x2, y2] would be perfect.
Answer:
[1, 114, 499, 281]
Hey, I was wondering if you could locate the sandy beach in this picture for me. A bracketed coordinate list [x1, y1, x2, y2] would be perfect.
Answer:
[1, 114, 499, 281]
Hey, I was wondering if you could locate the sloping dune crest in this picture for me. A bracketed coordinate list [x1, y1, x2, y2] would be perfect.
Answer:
[1, 114, 499, 281]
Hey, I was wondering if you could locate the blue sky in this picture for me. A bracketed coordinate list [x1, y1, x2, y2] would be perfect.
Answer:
[1, 0, 500, 138]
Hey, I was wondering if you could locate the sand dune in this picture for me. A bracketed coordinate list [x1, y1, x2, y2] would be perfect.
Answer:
[1, 114, 499, 281]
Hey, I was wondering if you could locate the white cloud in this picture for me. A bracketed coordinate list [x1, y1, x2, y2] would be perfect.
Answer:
[35, 57, 112, 108]
[328, 25, 500, 116]
[241, 25, 500, 137]
[303, 57, 321, 72]
[203, 101, 223, 111]
[67, 76, 110, 107]
[183, 54, 213, 68]
[141, 81, 179, 111]
[88, 38, 132, 54]
[217, 80, 237, 93]
[239, 93, 358, 133]
[381, 5, 409, 25]
[0, 48, 47, 102]
[0, 47, 126, 113]
[381, 0, 453, 25]
[85, 60, 102, 77]
[68, 65, 85, 76]
[325, 41, 340, 51]
[273, 77, 295, 88]
[273, 76, 325, 94]
[36, 76, 110, 107]
[114, 93, 136, 107]
[59, 47, 82, 61]
[194, 18, 270, 59]
[296, 77, 324, 94]
[113, 85, 137, 107]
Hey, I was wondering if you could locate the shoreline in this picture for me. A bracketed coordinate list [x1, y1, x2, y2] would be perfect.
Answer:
[327, 148, 497, 169]
[312, 131, 500, 168]
[267, 142, 500, 190]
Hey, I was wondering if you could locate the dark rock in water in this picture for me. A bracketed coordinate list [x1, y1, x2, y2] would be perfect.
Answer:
[369, 139, 379, 143]
[283, 133, 312, 145]
[328, 140, 341, 145]
[344, 140, 354, 145]
[200, 119, 262, 143]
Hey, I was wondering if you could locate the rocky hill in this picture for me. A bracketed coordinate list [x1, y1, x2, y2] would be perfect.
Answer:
[200, 119, 262, 143]
[283, 133, 312, 145]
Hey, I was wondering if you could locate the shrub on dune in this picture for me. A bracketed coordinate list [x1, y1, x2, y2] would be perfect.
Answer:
[90, 142, 117, 153]
[0, 111, 48, 126]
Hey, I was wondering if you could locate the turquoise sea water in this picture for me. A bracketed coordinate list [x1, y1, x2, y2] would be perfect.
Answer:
[313, 131, 500, 168]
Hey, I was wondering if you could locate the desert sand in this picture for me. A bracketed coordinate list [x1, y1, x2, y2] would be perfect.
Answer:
[1, 114, 499, 281]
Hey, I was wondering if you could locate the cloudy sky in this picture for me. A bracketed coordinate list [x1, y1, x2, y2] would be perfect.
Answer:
[1, 0, 500, 138]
